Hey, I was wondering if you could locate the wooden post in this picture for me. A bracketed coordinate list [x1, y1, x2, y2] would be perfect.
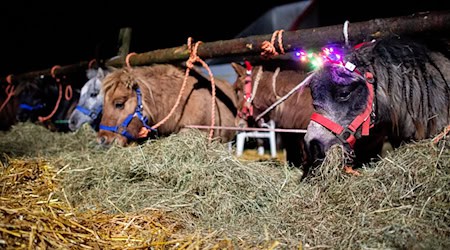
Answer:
[117, 27, 132, 58]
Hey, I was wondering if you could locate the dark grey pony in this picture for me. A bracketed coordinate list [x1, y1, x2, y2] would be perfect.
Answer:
[304, 36, 450, 173]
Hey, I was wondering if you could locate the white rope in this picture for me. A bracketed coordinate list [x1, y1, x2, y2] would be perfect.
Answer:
[271, 67, 281, 99]
[255, 71, 317, 122]
[249, 66, 263, 102]
[343, 20, 350, 47]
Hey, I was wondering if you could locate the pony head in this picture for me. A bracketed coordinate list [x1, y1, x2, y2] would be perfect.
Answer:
[96, 68, 151, 146]
[69, 68, 106, 131]
[15, 75, 58, 123]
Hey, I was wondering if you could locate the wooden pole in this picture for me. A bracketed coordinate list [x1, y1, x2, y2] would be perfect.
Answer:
[3, 61, 91, 84]
[2, 10, 449, 84]
[106, 10, 450, 68]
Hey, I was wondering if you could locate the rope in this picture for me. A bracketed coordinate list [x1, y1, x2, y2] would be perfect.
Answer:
[151, 37, 217, 143]
[343, 20, 350, 47]
[255, 71, 316, 122]
[65, 85, 73, 100]
[185, 124, 306, 133]
[0, 74, 15, 113]
[271, 67, 281, 99]
[432, 124, 450, 144]
[38, 83, 62, 123]
[88, 59, 96, 69]
[261, 29, 285, 57]
[126, 52, 137, 68]
[6, 74, 13, 85]
[50, 65, 61, 82]
[250, 66, 263, 102]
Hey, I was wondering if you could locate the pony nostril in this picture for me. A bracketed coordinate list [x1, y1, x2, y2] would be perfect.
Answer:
[309, 139, 325, 160]
[97, 136, 107, 145]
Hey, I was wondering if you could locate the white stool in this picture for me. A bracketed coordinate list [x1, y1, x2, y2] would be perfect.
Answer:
[236, 120, 277, 158]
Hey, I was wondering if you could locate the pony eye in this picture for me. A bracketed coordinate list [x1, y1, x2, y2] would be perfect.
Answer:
[337, 91, 351, 101]
[114, 102, 125, 110]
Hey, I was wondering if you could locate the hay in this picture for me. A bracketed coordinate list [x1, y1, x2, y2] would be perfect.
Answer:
[0, 158, 187, 249]
[1, 122, 449, 249]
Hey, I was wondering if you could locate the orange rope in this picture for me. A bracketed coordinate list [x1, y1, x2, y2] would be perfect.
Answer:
[126, 52, 137, 68]
[151, 37, 217, 143]
[65, 85, 73, 100]
[0, 75, 15, 113]
[88, 59, 96, 69]
[38, 83, 62, 123]
[261, 29, 285, 57]
[50, 65, 62, 82]
[6, 74, 13, 84]
[432, 124, 450, 144]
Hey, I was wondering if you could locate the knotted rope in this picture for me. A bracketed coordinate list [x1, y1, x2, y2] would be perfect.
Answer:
[261, 29, 285, 57]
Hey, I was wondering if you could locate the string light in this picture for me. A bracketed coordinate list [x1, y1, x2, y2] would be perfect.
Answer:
[294, 46, 345, 70]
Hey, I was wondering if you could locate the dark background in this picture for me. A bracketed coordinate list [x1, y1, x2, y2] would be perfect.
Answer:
[1, 0, 449, 78]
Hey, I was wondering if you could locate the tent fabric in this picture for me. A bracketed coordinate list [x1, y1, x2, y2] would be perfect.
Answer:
[203, 1, 316, 83]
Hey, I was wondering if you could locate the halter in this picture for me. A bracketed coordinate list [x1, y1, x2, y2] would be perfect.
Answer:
[75, 104, 102, 120]
[310, 61, 375, 149]
[19, 103, 44, 111]
[237, 61, 254, 120]
[99, 87, 156, 140]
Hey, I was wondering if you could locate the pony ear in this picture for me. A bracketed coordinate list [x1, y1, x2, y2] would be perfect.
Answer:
[231, 62, 246, 77]
[97, 68, 105, 79]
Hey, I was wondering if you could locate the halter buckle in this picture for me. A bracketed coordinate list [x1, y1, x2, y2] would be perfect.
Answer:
[89, 112, 98, 119]
[336, 127, 357, 146]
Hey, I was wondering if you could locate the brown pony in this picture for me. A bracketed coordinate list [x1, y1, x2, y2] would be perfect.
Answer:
[231, 59, 314, 168]
[97, 64, 238, 146]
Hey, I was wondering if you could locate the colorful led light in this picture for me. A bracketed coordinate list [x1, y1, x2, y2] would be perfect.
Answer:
[294, 46, 345, 70]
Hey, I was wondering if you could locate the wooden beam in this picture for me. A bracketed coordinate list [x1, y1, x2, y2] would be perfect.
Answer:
[3, 61, 91, 84]
[2, 10, 449, 84]
[106, 10, 450, 67]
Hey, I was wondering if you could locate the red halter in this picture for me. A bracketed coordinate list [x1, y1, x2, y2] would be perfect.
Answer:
[237, 60, 254, 120]
[310, 67, 375, 149]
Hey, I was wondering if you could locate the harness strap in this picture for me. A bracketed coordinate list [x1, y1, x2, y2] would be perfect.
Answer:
[238, 61, 254, 119]
[19, 103, 44, 111]
[135, 88, 154, 131]
[76, 105, 102, 120]
[310, 113, 357, 147]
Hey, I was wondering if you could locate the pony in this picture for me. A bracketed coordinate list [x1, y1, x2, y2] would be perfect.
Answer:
[15, 74, 81, 132]
[0, 82, 19, 131]
[231, 59, 314, 168]
[304, 35, 450, 173]
[97, 64, 238, 146]
[68, 68, 107, 131]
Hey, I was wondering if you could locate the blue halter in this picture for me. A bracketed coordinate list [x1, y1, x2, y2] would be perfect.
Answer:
[75, 104, 102, 120]
[99, 88, 156, 140]
[19, 103, 44, 111]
